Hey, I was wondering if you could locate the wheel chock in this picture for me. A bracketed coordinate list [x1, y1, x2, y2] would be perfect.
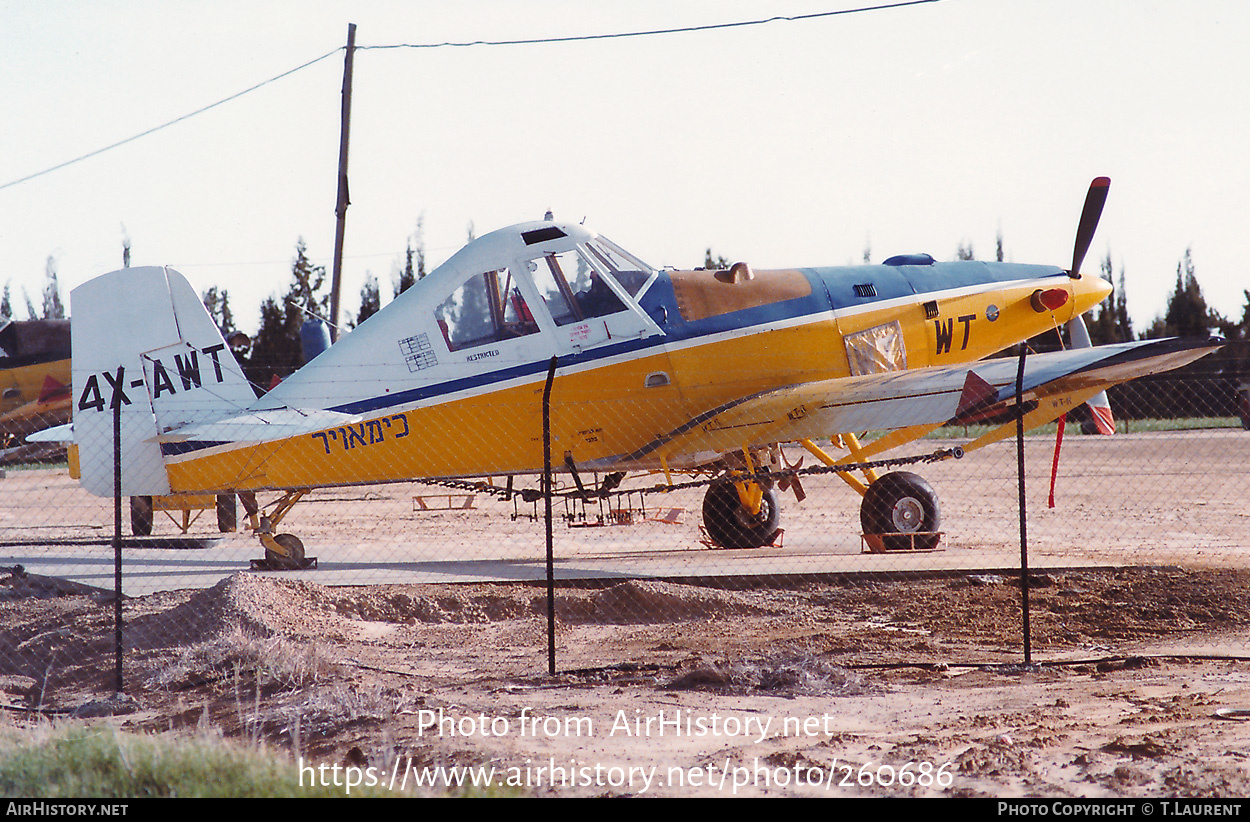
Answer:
[249, 556, 318, 571]
[860, 532, 944, 553]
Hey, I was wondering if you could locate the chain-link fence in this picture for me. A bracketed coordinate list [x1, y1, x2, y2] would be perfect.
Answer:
[0, 369, 1247, 715]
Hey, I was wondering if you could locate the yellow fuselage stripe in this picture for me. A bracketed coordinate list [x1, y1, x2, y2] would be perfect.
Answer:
[164, 276, 1107, 493]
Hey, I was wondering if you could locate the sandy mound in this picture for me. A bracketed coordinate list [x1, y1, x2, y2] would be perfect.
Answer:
[128, 574, 342, 649]
[559, 580, 776, 624]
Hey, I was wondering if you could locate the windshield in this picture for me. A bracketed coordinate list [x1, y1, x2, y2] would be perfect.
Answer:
[586, 237, 654, 297]
[530, 250, 628, 327]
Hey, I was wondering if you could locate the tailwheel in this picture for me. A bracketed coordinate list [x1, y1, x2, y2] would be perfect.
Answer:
[702, 479, 781, 549]
[247, 490, 317, 570]
[253, 532, 315, 571]
[860, 471, 941, 552]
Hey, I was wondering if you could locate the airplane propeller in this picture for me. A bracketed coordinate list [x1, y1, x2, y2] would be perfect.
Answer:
[1051, 176, 1116, 507]
[1068, 176, 1111, 279]
[1062, 176, 1115, 435]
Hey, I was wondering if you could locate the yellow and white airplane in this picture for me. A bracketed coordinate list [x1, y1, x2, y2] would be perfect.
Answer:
[52, 178, 1221, 564]
[0, 318, 72, 453]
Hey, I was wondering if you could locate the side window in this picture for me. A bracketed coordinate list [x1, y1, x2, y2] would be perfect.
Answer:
[434, 268, 539, 351]
[531, 250, 627, 328]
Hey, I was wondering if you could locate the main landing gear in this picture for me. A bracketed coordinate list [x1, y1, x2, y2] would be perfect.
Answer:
[696, 437, 943, 551]
[700, 470, 942, 552]
[701, 478, 782, 549]
[859, 471, 942, 552]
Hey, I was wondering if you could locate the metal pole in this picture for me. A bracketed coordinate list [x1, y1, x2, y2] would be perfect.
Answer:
[328, 23, 356, 342]
[542, 356, 558, 676]
[112, 369, 124, 693]
[1015, 347, 1031, 664]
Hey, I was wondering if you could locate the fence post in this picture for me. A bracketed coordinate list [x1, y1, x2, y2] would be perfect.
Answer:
[111, 369, 124, 693]
[1015, 347, 1032, 665]
[542, 356, 558, 676]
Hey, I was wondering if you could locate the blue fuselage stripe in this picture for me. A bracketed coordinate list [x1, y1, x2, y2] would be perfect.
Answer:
[171, 263, 1067, 455]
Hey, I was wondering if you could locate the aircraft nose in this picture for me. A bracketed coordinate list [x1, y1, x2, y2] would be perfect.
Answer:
[1073, 270, 1114, 317]
[1090, 272, 1114, 303]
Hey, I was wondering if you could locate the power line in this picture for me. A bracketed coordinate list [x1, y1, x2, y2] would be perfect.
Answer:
[1, 2, 941, 193]
[362, 1, 942, 50]
[0, 48, 342, 193]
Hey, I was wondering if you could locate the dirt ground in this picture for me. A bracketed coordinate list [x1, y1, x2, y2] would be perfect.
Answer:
[3, 566, 1250, 798]
[1, 430, 1248, 797]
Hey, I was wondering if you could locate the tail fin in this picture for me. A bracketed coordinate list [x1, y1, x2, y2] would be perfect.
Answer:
[71, 266, 256, 497]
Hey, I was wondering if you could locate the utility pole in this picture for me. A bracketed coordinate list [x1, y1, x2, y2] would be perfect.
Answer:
[328, 23, 356, 342]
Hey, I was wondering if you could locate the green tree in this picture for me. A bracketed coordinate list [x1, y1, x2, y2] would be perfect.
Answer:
[394, 241, 417, 298]
[285, 239, 329, 319]
[40, 256, 64, 319]
[1, 282, 11, 319]
[355, 273, 381, 326]
[244, 298, 296, 391]
[393, 217, 426, 298]
[201, 286, 236, 338]
[1233, 291, 1250, 340]
[243, 239, 328, 391]
[702, 249, 729, 270]
[1087, 251, 1132, 344]
[1148, 247, 1221, 338]
[954, 241, 975, 261]
[1116, 268, 1132, 341]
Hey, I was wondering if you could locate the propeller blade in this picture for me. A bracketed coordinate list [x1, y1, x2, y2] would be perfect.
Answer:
[1066, 314, 1116, 435]
[1070, 176, 1111, 277]
[1067, 313, 1093, 347]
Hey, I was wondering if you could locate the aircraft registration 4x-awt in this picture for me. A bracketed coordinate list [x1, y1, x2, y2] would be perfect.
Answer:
[50, 178, 1221, 566]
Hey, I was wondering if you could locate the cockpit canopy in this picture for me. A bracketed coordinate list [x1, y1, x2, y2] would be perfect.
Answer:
[429, 222, 657, 354]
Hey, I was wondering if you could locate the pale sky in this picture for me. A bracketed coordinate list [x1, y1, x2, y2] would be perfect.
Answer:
[3, 0, 1247, 336]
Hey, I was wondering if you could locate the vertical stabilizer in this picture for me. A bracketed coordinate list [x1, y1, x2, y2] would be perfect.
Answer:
[71, 267, 256, 497]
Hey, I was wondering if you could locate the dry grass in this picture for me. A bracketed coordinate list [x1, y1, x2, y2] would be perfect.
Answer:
[145, 626, 342, 692]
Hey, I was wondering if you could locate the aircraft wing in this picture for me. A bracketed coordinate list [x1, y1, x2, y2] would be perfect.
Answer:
[635, 337, 1223, 462]
[0, 395, 72, 439]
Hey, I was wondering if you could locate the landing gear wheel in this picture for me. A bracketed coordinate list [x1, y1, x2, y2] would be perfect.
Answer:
[130, 496, 153, 537]
[702, 480, 781, 549]
[216, 494, 237, 533]
[265, 533, 305, 569]
[860, 471, 941, 551]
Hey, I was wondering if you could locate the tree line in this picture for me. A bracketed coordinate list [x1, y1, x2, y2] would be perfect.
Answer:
[5, 228, 1249, 402]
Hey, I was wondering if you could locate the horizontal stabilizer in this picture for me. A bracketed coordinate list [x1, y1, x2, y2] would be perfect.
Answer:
[25, 423, 73, 443]
[157, 408, 360, 457]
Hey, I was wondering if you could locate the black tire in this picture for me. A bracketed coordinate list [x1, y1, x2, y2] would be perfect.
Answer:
[130, 496, 153, 537]
[860, 471, 941, 551]
[265, 533, 306, 569]
[702, 480, 781, 549]
[216, 494, 237, 532]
